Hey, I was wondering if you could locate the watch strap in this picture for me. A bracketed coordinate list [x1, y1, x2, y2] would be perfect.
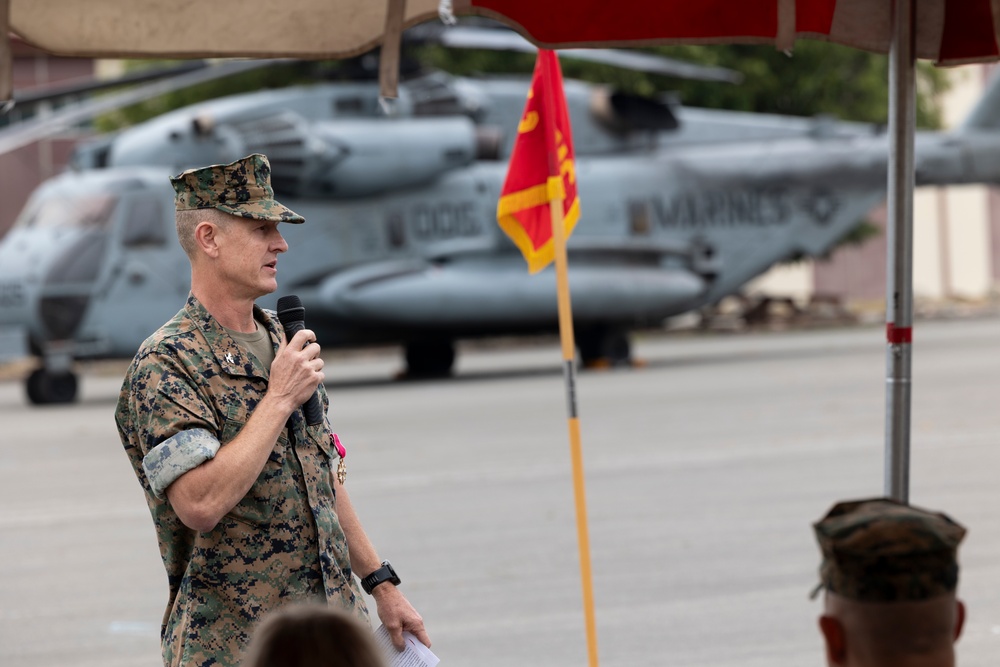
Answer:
[361, 560, 400, 594]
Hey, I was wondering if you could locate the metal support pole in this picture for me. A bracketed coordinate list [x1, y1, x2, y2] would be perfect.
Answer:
[884, 0, 916, 503]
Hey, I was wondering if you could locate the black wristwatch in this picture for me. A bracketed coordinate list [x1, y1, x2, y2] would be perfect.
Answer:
[361, 560, 401, 594]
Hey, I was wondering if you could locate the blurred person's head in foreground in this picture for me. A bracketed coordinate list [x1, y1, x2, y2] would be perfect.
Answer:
[812, 497, 967, 667]
[243, 604, 385, 667]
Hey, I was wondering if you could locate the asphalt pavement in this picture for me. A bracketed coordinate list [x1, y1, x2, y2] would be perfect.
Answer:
[1, 317, 999, 666]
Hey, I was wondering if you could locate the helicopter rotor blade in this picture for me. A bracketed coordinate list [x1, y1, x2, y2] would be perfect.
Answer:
[554, 48, 742, 84]
[0, 59, 281, 158]
[427, 26, 743, 84]
[11, 61, 208, 110]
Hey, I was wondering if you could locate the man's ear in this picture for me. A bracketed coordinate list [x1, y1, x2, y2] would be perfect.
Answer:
[954, 599, 966, 642]
[194, 221, 221, 258]
[818, 615, 847, 665]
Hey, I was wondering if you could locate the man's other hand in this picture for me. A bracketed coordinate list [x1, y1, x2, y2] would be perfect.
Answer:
[372, 584, 431, 651]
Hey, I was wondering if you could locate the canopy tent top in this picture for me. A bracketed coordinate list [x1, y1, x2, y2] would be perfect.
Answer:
[5, 0, 1000, 67]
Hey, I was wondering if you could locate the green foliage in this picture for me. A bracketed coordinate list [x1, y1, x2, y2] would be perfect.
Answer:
[652, 43, 948, 128]
[417, 41, 949, 128]
[416, 45, 537, 77]
[97, 41, 950, 133]
[837, 220, 882, 248]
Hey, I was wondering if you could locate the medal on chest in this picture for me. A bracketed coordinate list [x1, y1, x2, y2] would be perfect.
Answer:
[332, 433, 347, 485]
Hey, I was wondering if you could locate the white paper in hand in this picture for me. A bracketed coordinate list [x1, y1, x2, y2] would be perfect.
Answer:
[373, 624, 440, 667]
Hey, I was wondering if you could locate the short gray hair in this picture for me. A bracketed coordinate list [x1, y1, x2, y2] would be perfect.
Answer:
[175, 208, 233, 258]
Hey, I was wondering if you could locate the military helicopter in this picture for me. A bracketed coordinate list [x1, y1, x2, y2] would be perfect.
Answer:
[2, 27, 1000, 404]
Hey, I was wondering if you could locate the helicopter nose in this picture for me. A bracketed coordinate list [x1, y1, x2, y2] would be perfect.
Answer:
[0, 226, 107, 345]
[0, 230, 37, 324]
[36, 229, 108, 341]
[0, 230, 40, 357]
[0, 278, 30, 361]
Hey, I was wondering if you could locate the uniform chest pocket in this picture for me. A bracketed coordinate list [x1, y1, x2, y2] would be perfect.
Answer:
[220, 406, 288, 526]
[312, 423, 335, 462]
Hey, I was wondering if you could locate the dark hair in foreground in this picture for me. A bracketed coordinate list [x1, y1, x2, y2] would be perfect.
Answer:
[243, 604, 385, 667]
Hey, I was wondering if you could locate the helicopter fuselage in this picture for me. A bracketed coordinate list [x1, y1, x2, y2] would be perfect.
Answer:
[2, 73, 1000, 402]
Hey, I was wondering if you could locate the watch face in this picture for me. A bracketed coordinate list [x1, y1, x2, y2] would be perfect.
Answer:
[363, 561, 400, 594]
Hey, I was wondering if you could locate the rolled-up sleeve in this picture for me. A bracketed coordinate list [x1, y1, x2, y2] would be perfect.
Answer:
[122, 343, 221, 499]
[142, 428, 221, 499]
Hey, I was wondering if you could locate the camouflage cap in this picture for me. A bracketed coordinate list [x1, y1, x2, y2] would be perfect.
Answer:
[169, 153, 304, 223]
[812, 497, 966, 602]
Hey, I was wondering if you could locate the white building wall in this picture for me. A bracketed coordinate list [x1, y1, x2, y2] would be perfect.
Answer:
[906, 66, 995, 301]
[912, 187, 945, 299]
[744, 262, 813, 301]
[944, 185, 992, 298]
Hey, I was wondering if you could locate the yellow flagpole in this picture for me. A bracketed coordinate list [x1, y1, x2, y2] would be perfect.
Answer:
[549, 191, 599, 667]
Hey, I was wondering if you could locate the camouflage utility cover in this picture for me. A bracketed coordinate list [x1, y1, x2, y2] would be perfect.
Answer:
[813, 497, 966, 603]
[115, 294, 366, 667]
[170, 153, 305, 223]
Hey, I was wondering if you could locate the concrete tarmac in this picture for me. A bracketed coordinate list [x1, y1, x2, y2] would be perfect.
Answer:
[1, 317, 999, 666]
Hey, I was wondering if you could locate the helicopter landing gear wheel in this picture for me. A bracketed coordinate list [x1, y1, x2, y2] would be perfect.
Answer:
[578, 326, 632, 369]
[26, 368, 79, 405]
[403, 339, 456, 378]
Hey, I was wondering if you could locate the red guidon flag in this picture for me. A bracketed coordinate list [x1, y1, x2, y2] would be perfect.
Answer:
[497, 50, 580, 274]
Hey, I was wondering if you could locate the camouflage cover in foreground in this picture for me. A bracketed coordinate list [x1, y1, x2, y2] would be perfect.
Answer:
[813, 497, 966, 602]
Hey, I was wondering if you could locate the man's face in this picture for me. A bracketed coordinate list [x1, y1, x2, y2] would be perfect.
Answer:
[212, 217, 288, 300]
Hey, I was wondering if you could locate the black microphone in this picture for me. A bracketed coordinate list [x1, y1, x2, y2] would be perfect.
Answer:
[276, 295, 324, 426]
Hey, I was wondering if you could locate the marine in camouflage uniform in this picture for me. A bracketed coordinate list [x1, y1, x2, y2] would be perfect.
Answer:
[116, 295, 369, 666]
[812, 497, 967, 666]
[116, 154, 427, 667]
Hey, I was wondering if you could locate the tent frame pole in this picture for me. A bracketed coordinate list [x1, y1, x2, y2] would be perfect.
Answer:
[884, 0, 916, 503]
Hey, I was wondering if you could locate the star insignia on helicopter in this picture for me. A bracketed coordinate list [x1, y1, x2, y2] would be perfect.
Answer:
[803, 189, 839, 226]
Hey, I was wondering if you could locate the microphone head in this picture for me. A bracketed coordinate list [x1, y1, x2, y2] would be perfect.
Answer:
[276, 295, 305, 326]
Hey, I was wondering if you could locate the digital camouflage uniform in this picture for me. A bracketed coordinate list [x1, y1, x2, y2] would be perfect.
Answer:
[116, 294, 369, 666]
[115, 155, 367, 667]
[812, 497, 966, 602]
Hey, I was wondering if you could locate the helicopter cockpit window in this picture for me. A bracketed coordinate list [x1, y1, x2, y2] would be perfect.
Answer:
[335, 97, 365, 114]
[14, 194, 118, 231]
[122, 196, 167, 247]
